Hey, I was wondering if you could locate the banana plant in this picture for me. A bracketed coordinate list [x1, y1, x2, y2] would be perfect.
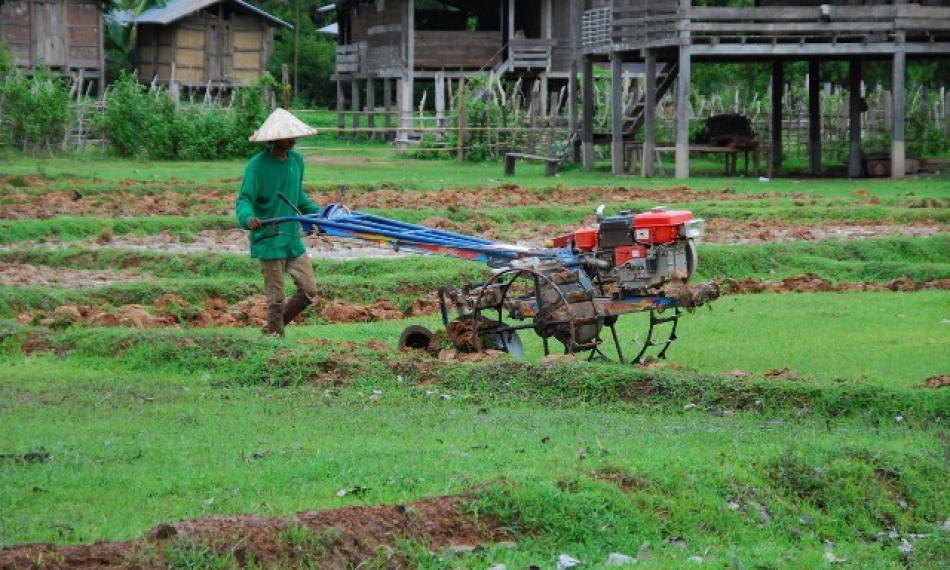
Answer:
[104, 0, 167, 55]
[104, 0, 166, 78]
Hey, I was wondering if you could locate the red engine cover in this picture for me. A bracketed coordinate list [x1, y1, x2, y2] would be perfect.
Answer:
[615, 245, 647, 265]
[634, 209, 692, 244]
[573, 227, 598, 250]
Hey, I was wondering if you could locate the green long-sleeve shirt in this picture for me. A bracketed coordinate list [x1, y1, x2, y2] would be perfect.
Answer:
[235, 148, 320, 260]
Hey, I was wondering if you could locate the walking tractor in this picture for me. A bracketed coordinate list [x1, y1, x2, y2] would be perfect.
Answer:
[259, 193, 719, 364]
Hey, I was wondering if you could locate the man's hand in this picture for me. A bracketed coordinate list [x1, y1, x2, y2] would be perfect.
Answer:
[247, 217, 262, 230]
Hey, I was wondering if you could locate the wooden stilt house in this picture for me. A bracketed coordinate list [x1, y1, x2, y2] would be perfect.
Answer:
[580, 0, 950, 179]
[130, 0, 291, 92]
[330, 0, 582, 142]
[0, 0, 105, 96]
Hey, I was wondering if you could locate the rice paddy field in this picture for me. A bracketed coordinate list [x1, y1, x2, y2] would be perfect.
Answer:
[1, 147, 948, 569]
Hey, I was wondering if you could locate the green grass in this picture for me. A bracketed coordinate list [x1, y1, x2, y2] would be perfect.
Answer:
[5, 145, 950, 196]
[0, 216, 236, 246]
[0, 204, 946, 250]
[673, 290, 950, 387]
[294, 290, 950, 391]
[1, 346, 948, 567]
[0, 250, 493, 316]
[697, 236, 950, 282]
[300, 291, 950, 389]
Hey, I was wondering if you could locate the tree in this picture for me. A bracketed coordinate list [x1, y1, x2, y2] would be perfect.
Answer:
[256, 0, 336, 107]
[104, 0, 167, 83]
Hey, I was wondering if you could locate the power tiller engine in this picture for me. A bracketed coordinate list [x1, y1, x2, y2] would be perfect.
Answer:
[257, 197, 719, 364]
[550, 206, 704, 296]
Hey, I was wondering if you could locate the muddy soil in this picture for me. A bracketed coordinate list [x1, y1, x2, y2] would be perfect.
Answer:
[1, 181, 946, 295]
[2, 177, 947, 339]
[0, 496, 506, 569]
[2, 175, 946, 221]
[0, 181, 799, 219]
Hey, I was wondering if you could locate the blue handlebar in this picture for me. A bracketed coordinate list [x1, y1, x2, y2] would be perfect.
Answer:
[259, 204, 576, 268]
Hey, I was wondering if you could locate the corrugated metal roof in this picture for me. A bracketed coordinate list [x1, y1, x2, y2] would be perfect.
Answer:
[134, 0, 292, 29]
[107, 9, 135, 26]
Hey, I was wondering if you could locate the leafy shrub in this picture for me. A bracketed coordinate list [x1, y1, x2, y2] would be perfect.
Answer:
[0, 40, 12, 75]
[97, 72, 274, 160]
[407, 133, 454, 160]
[101, 73, 175, 158]
[0, 68, 73, 151]
[176, 106, 234, 161]
[144, 91, 180, 160]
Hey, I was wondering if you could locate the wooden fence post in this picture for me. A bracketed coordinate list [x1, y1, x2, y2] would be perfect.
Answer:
[281, 64, 291, 109]
[457, 78, 466, 163]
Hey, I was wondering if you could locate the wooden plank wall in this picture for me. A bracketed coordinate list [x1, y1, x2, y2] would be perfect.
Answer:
[137, 26, 175, 83]
[0, 0, 102, 72]
[232, 15, 266, 83]
[0, 0, 33, 67]
[347, 0, 402, 74]
[414, 31, 500, 68]
[66, 0, 99, 69]
[35, 1, 69, 67]
[137, 12, 270, 88]
[346, 1, 374, 43]
[177, 18, 208, 84]
[550, 1, 573, 73]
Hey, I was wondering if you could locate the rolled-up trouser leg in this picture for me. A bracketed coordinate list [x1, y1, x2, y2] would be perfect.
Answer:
[283, 254, 317, 325]
[266, 302, 285, 337]
[286, 254, 318, 297]
[282, 292, 312, 325]
[260, 259, 287, 336]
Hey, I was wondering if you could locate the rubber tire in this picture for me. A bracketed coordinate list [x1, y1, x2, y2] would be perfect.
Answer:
[398, 324, 434, 351]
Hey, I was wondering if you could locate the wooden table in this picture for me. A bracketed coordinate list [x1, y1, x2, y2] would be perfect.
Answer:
[625, 141, 762, 176]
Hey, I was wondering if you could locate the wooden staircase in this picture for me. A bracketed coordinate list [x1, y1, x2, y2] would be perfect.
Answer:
[623, 61, 679, 138]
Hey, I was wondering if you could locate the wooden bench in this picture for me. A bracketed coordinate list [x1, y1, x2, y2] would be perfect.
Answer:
[625, 142, 762, 176]
[504, 153, 562, 177]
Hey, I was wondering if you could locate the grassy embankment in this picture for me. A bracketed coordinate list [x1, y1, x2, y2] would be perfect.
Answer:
[1, 149, 949, 568]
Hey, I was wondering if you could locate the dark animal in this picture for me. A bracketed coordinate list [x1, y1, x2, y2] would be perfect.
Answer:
[693, 113, 755, 146]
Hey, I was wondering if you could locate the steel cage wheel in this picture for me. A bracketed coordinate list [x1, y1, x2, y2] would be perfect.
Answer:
[467, 266, 608, 360]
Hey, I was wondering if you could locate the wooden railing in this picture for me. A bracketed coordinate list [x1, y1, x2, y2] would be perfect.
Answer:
[582, 7, 612, 50]
[509, 39, 554, 71]
[583, 2, 950, 52]
[682, 5, 950, 41]
[611, 4, 678, 50]
[336, 43, 363, 74]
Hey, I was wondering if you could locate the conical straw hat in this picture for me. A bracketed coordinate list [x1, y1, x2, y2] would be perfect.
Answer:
[248, 108, 318, 142]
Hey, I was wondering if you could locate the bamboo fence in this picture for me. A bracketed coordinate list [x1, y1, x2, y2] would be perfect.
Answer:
[2, 73, 949, 163]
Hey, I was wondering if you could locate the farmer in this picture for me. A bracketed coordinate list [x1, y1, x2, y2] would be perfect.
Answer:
[235, 107, 320, 337]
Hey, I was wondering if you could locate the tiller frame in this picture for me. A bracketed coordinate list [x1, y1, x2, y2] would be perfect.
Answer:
[258, 194, 718, 364]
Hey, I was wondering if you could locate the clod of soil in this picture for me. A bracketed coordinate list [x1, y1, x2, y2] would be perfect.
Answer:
[0, 496, 507, 570]
[660, 280, 721, 308]
[925, 375, 950, 388]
